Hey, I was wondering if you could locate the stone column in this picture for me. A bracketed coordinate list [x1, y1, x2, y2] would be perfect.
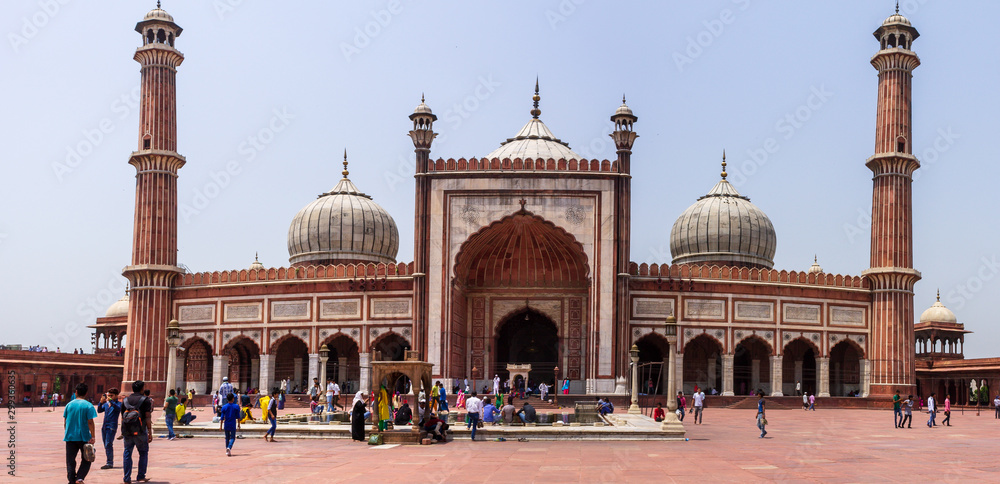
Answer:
[751, 360, 761, 392]
[258, 354, 276, 393]
[293, 358, 304, 390]
[860, 358, 871, 398]
[338, 357, 347, 384]
[319, 355, 329, 390]
[359, 353, 371, 394]
[211, 355, 229, 394]
[674, 353, 684, 395]
[794, 360, 803, 392]
[165, 344, 178, 400]
[707, 358, 717, 391]
[818, 357, 830, 397]
[307, 353, 319, 389]
[250, 358, 260, 391]
[722, 355, 734, 396]
[175, 353, 186, 393]
[660, 337, 685, 435]
[770, 356, 783, 396]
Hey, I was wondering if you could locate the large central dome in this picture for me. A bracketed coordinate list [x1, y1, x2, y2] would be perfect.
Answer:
[287, 156, 399, 266]
[485, 81, 581, 161]
[669, 157, 777, 269]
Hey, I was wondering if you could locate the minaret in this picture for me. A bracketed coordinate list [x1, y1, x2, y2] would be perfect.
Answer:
[863, 7, 921, 399]
[409, 95, 437, 361]
[121, 3, 186, 395]
[610, 96, 637, 382]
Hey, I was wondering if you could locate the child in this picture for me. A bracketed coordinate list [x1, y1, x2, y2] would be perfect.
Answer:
[219, 394, 241, 456]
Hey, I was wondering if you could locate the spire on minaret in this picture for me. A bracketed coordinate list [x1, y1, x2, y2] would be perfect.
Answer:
[530, 78, 541, 119]
[342, 149, 349, 178]
[721, 150, 728, 180]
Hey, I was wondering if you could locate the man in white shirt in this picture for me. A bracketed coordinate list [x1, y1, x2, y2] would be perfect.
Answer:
[464, 392, 483, 441]
[332, 381, 341, 410]
[926, 392, 937, 427]
[539, 382, 549, 402]
[326, 379, 336, 413]
[693, 389, 705, 424]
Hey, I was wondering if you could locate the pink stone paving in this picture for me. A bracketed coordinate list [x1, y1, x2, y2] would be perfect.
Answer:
[14, 405, 1000, 482]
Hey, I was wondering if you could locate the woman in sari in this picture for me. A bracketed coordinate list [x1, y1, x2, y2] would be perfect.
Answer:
[377, 386, 392, 431]
[561, 379, 570, 395]
[351, 391, 367, 442]
[456, 388, 466, 409]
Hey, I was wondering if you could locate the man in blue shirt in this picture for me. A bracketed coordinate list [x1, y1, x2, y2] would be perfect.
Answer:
[219, 393, 242, 456]
[64, 382, 97, 484]
[97, 388, 122, 469]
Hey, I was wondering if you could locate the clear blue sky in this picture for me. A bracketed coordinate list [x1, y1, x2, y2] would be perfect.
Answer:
[2, 1, 998, 358]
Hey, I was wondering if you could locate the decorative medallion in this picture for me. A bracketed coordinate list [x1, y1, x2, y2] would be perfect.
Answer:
[462, 205, 480, 228]
[565, 206, 586, 226]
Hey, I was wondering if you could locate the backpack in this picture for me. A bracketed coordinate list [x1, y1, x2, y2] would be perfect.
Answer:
[121, 396, 148, 437]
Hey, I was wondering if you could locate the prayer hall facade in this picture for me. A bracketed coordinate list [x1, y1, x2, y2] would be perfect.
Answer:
[105, 5, 998, 403]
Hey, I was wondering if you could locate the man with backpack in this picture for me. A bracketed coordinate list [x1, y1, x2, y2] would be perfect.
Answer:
[121, 381, 153, 483]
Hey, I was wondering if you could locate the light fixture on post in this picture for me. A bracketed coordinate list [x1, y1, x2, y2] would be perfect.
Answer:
[628, 344, 641, 414]
[661, 315, 685, 435]
[553, 365, 560, 408]
[165, 319, 182, 402]
[472, 366, 478, 395]
[318, 344, 330, 401]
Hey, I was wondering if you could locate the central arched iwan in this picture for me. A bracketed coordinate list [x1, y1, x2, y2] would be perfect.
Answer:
[454, 210, 590, 288]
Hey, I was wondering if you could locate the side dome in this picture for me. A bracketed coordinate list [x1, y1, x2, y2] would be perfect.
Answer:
[919, 294, 957, 324]
[105, 294, 129, 318]
[287, 158, 399, 266]
[669, 159, 777, 269]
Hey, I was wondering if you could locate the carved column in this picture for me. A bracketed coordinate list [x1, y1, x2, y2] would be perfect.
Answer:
[359, 352, 371, 394]
[818, 357, 831, 397]
[258, 354, 276, 394]
[674, 353, 684, 395]
[770, 356, 784, 397]
[211, 355, 228, 394]
[861, 358, 871, 398]
[722, 355, 734, 396]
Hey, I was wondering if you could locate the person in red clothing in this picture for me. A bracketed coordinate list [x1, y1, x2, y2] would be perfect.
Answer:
[653, 402, 665, 422]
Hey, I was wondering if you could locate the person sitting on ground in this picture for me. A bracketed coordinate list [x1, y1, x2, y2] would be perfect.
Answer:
[501, 402, 517, 425]
[597, 397, 614, 416]
[394, 399, 412, 426]
[653, 402, 665, 422]
[518, 402, 537, 424]
[416, 398, 430, 427]
[482, 397, 499, 426]
[423, 414, 448, 442]
[177, 396, 197, 425]
[310, 395, 324, 414]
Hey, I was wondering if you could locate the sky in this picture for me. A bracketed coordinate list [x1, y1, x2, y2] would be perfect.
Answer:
[1, 1, 998, 358]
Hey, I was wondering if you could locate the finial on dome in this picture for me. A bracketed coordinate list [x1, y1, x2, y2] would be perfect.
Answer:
[255, 252, 259, 262]
[342, 149, 349, 178]
[421, 92, 425, 103]
[895, 0, 899, 14]
[814, 254, 818, 263]
[157, 0, 161, 8]
[936, 288, 940, 302]
[622, 93, 626, 104]
[530, 77, 541, 119]
[721, 150, 728, 180]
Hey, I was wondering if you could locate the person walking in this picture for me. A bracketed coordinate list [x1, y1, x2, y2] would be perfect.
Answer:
[693, 388, 705, 424]
[493, 375, 500, 396]
[121, 380, 152, 483]
[219, 394, 241, 456]
[465, 391, 483, 441]
[64, 383, 97, 484]
[438, 383, 449, 413]
[264, 388, 279, 442]
[332, 380, 341, 410]
[926, 392, 937, 427]
[350, 391, 367, 442]
[756, 390, 767, 438]
[900, 395, 914, 428]
[676, 391, 686, 422]
[96, 388, 122, 470]
[994, 394, 1000, 419]
[217, 376, 234, 407]
[163, 389, 178, 441]
[942, 395, 951, 426]
[803, 392, 809, 411]
[893, 390, 902, 428]
[808, 393, 816, 411]
[325, 379, 336, 414]
[538, 382, 548, 402]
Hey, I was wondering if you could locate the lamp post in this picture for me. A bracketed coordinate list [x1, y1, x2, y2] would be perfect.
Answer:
[318, 344, 330, 405]
[471, 366, 478, 395]
[553, 366, 560, 408]
[628, 344, 641, 414]
[165, 319, 181, 401]
[661, 316, 684, 434]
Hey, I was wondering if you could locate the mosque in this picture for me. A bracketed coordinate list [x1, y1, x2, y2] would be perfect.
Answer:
[89, 4, 999, 404]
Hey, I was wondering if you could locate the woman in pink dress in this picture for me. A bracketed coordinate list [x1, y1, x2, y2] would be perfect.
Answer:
[456, 388, 466, 409]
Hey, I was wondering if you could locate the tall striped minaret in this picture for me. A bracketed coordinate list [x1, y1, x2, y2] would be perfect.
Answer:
[121, 3, 186, 395]
[864, 7, 921, 400]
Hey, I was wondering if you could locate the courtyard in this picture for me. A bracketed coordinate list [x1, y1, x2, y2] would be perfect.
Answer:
[19, 405, 999, 482]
